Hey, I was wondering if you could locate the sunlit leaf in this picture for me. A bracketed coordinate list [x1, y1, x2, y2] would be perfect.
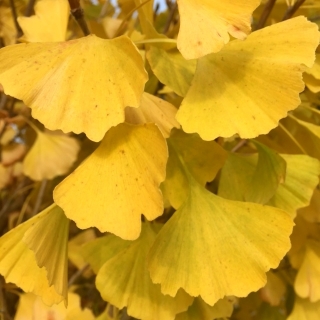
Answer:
[23, 204, 69, 302]
[161, 129, 227, 209]
[146, 47, 196, 97]
[177, 17, 319, 140]
[175, 297, 233, 320]
[17, 0, 69, 42]
[287, 296, 320, 320]
[0, 35, 147, 142]
[268, 154, 320, 217]
[294, 239, 320, 302]
[0, 205, 68, 305]
[86, 223, 193, 320]
[176, 0, 260, 59]
[125, 92, 180, 138]
[54, 123, 167, 240]
[148, 172, 293, 305]
[23, 130, 80, 181]
[298, 188, 320, 223]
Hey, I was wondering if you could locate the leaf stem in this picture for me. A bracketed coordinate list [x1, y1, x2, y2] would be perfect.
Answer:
[134, 38, 177, 45]
[9, 0, 23, 38]
[302, 104, 320, 116]
[163, 1, 178, 34]
[278, 122, 307, 154]
[282, 0, 306, 20]
[255, 0, 277, 30]
[24, 0, 36, 17]
[68, 0, 90, 36]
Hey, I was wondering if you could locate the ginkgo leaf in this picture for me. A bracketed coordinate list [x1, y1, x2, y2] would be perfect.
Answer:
[176, 0, 260, 59]
[267, 154, 320, 217]
[86, 223, 193, 320]
[146, 47, 197, 97]
[23, 204, 69, 302]
[148, 173, 293, 305]
[14, 292, 95, 320]
[175, 297, 233, 320]
[255, 303, 286, 320]
[17, 0, 69, 42]
[23, 130, 80, 181]
[287, 296, 320, 320]
[161, 129, 227, 209]
[125, 92, 180, 138]
[298, 188, 320, 223]
[0, 205, 68, 305]
[245, 142, 286, 204]
[219, 143, 286, 204]
[304, 53, 320, 92]
[0, 35, 148, 142]
[260, 272, 286, 306]
[294, 239, 320, 302]
[176, 17, 319, 141]
[54, 123, 167, 240]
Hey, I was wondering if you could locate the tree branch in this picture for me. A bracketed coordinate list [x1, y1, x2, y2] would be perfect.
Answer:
[255, 0, 277, 30]
[24, 0, 36, 17]
[9, 0, 23, 38]
[282, 0, 306, 20]
[68, 0, 90, 36]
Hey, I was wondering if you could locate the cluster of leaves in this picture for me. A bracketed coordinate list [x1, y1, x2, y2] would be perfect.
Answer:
[0, 0, 320, 319]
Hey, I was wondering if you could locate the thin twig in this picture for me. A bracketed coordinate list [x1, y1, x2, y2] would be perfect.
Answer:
[9, 0, 23, 38]
[278, 122, 307, 154]
[282, 0, 306, 20]
[68, 264, 90, 287]
[231, 139, 247, 152]
[163, 1, 177, 34]
[255, 0, 277, 30]
[32, 179, 47, 216]
[68, 0, 90, 36]
[24, 0, 36, 17]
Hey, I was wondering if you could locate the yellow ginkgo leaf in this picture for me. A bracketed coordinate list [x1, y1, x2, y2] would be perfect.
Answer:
[175, 297, 233, 320]
[267, 154, 320, 217]
[14, 292, 95, 320]
[294, 239, 320, 302]
[0, 7, 16, 46]
[260, 271, 286, 307]
[176, 0, 260, 59]
[298, 188, 320, 223]
[161, 129, 227, 209]
[304, 53, 320, 92]
[0, 35, 148, 142]
[148, 173, 293, 305]
[23, 130, 80, 181]
[146, 47, 197, 97]
[23, 204, 70, 303]
[92, 223, 193, 320]
[0, 205, 68, 306]
[176, 17, 319, 140]
[17, 0, 69, 42]
[54, 123, 167, 240]
[287, 296, 320, 320]
[125, 92, 180, 138]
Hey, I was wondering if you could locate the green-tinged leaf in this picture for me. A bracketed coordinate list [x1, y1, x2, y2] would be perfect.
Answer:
[0, 35, 147, 142]
[54, 123, 168, 240]
[146, 47, 196, 97]
[268, 154, 320, 217]
[287, 296, 320, 320]
[0, 205, 67, 305]
[93, 223, 193, 320]
[22, 204, 69, 301]
[149, 173, 294, 305]
[255, 303, 286, 320]
[245, 142, 286, 204]
[176, 17, 319, 140]
[161, 129, 227, 209]
[175, 297, 233, 320]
